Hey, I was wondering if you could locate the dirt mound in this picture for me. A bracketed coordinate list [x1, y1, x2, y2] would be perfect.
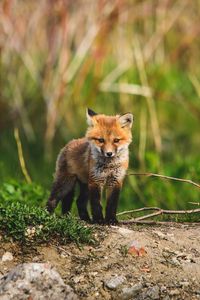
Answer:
[1, 224, 200, 299]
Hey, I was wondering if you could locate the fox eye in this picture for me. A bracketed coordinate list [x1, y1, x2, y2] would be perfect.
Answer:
[98, 138, 105, 143]
[114, 138, 120, 143]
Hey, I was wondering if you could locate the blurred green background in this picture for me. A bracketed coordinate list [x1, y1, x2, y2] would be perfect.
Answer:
[1, 0, 200, 212]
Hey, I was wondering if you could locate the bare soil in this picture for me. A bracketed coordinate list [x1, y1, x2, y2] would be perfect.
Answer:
[1, 223, 200, 300]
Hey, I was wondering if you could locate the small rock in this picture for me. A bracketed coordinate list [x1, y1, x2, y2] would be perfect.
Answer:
[146, 285, 160, 299]
[105, 275, 126, 290]
[60, 252, 68, 258]
[1, 252, 13, 262]
[73, 275, 84, 283]
[32, 256, 40, 262]
[160, 285, 167, 293]
[0, 263, 79, 300]
[179, 281, 190, 287]
[120, 283, 143, 299]
[169, 289, 180, 296]
[171, 257, 180, 266]
[90, 272, 98, 277]
[154, 231, 166, 239]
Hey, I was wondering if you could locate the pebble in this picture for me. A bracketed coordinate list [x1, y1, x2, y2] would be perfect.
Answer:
[160, 285, 167, 293]
[32, 256, 40, 262]
[1, 252, 13, 262]
[154, 231, 166, 239]
[146, 285, 160, 299]
[169, 289, 180, 296]
[90, 272, 98, 277]
[73, 275, 84, 283]
[105, 275, 126, 290]
[120, 283, 143, 300]
[179, 281, 190, 287]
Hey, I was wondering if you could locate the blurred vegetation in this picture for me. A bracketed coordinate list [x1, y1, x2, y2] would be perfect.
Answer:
[0, 0, 200, 213]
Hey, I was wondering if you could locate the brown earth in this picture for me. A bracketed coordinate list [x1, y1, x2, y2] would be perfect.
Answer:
[0, 223, 200, 300]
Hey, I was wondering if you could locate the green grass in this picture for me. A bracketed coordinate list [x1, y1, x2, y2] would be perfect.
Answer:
[0, 181, 93, 245]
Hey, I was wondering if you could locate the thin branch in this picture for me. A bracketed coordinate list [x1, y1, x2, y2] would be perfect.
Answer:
[135, 208, 200, 221]
[127, 172, 200, 189]
[120, 220, 172, 225]
[117, 207, 160, 217]
[117, 207, 200, 219]
[120, 220, 200, 226]
[188, 202, 200, 206]
[135, 211, 162, 221]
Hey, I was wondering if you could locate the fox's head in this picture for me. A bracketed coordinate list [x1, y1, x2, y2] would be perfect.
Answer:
[86, 108, 133, 158]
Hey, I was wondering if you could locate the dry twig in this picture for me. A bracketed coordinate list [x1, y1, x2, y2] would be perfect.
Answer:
[120, 220, 200, 226]
[118, 207, 200, 223]
[117, 207, 200, 219]
[127, 172, 200, 189]
[134, 208, 200, 221]
[188, 202, 200, 206]
[118, 172, 200, 223]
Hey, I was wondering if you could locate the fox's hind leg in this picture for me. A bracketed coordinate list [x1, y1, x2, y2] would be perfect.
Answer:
[46, 175, 76, 213]
[77, 182, 91, 222]
[61, 187, 75, 214]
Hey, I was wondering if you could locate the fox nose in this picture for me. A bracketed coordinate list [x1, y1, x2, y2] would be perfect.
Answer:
[106, 152, 113, 157]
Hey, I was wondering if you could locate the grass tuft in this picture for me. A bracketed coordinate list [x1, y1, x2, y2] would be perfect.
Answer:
[0, 203, 93, 244]
[0, 181, 93, 245]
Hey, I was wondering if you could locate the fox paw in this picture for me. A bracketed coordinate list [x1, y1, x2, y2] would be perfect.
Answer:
[92, 218, 105, 225]
[105, 218, 119, 225]
[80, 215, 91, 223]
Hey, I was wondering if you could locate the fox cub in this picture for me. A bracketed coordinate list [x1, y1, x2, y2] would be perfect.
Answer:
[46, 109, 133, 224]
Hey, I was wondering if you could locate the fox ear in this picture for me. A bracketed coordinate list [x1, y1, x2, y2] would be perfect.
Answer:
[86, 108, 97, 126]
[118, 113, 133, 128]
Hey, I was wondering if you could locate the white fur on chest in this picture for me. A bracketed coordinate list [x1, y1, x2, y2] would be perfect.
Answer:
[90, 148, 128, 185]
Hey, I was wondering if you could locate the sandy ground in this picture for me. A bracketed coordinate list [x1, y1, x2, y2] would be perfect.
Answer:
[1, 223, 200, 300]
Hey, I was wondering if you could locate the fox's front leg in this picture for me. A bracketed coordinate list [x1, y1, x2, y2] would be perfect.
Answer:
[105, 183, 121, 224]
[89, 182, 104, 224]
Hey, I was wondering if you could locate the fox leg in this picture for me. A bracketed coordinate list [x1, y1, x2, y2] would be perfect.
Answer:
[61, 188, 75, 214]
[89, 183, 104, 224]
[76, 182, 91, 222]
[105, 184, 121, 224]
[46, 175, 76, 213]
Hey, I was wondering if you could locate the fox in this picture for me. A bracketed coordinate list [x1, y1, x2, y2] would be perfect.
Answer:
[46, 108, 133, 224]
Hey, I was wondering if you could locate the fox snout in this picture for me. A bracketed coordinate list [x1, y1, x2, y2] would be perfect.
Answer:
[105, 151, 114, 157]
[103, 149, 115, 158]
[99, 143, 116, 158]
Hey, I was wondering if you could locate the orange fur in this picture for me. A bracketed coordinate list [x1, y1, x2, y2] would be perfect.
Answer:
[47, 109, 133, 224]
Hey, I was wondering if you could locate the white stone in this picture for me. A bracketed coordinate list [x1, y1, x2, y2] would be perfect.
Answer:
[2, 252, 13, 262]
